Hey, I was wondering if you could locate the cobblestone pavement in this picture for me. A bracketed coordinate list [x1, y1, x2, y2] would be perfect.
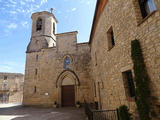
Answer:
[0, 103, 85, 120]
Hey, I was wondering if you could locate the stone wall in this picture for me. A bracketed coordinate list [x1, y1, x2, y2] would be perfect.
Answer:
[0, 73, 24, 103]
[90, 0, 160, 116]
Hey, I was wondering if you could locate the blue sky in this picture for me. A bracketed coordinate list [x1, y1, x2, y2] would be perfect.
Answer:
[0, 0, 97, 74]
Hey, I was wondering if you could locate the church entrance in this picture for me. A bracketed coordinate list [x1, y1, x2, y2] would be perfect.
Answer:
[56, 70, 80, 107]
[62, 85, 75, 107]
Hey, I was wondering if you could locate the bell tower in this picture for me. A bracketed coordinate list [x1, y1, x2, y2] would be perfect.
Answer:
[27, 11, 58, 53]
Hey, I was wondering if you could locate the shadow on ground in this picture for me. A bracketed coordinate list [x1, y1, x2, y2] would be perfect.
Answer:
[0, 104, 85, 120]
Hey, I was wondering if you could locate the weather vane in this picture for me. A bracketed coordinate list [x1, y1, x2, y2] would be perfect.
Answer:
[50, 8, 54, 13]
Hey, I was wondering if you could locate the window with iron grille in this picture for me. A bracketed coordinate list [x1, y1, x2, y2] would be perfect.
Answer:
[122, 70, 135, 98]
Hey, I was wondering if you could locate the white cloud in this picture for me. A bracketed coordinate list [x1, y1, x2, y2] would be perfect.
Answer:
[4, 29, 10, 36]
[79, 0, 85, 4]
[25, 0, 35, 2]
[57, 10, 62, 14]
[0, 61, 24, 73]
[87, 1, 91, 5]
[1, 0, 48, 24]
[34, 5, 40, 9]
[16, 8, 21, 13]
[7, 23, 17, 29]
[17, 8, 26, 13]
[5, 4, 16, 8]
[5, 61, 18, 66]
[0, 65, 12, 71]
[9, 11, 17, 14]
[21, 21, 29, 28]
[66, 10, 70, 13]
[71, 8, 77, 11]
[79, 0, 92, 5]
[40, 0, 48, 5]
[0, 8, 5, 10]
[20, 1, 25, 5]
[9, 0, 17, 4]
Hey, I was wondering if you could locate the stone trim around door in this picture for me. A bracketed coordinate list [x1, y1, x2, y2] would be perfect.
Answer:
[56, 70, 80, 107]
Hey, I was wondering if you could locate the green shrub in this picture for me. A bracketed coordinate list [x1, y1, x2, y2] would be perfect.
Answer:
[118, 105, 131, 120]
[131, 40, 151, 120]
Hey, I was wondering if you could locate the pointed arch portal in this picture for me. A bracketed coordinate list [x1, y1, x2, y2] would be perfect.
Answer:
[56, 70, 80, 88]
[56, 70, 80, 106]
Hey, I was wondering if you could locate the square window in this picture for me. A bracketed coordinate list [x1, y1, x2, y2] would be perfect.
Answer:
[122, 70, 135, 99]
[107, 27, 115, 50]
[4, 76, 7, 80]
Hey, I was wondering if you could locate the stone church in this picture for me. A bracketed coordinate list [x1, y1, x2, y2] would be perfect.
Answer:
[23, 11, 93, 107]
[24, 0, 160, 118]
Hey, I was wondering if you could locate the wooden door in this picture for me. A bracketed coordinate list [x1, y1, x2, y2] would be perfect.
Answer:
[62, 85, 75, 107]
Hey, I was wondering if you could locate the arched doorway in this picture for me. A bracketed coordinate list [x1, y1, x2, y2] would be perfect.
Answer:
[56, 70, 80, 107]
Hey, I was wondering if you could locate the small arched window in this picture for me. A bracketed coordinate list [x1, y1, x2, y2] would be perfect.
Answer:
[64, 57, 70, 69]
[36, 18, 42, 31]
[53, 22, 55, 34]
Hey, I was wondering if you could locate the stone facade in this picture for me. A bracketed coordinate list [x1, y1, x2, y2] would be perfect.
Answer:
[24, 0, 160, 118]
[23, 11, 93, 107]
[89, 0, 160, 118]
[0, 73, 24, 103]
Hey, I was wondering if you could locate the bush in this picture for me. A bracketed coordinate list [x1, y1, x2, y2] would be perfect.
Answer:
[131, 40, 150, 120]
[118, 105, 131, 120]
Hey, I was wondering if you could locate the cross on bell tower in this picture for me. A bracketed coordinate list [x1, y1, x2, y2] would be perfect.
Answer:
[50, 8, 54, 13]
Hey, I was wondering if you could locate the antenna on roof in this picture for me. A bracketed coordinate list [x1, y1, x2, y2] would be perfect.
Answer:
[50, 8, 54, 13]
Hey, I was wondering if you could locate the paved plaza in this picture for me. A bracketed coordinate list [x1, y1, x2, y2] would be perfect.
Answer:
[0, 103, 85, 120]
